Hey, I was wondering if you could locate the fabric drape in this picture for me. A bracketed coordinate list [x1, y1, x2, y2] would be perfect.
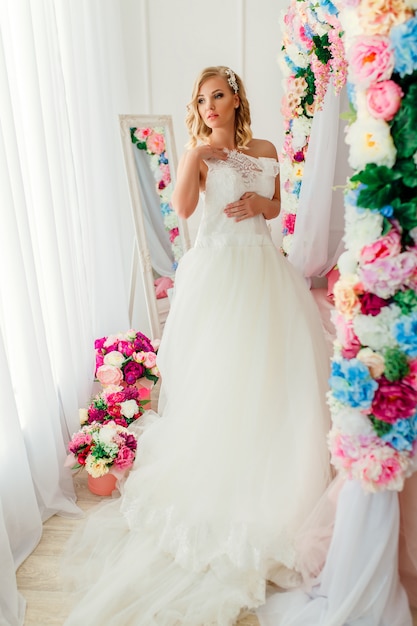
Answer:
[0, 1, 132, 623]
[287, 87, 350, 279]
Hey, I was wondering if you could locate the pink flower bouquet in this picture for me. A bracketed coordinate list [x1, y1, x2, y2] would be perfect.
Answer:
[94, 329, 160, 388]
[67, 421, 138, 478]
[79, 384, 149, 428]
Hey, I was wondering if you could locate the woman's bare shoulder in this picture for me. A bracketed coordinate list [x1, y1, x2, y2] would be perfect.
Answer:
[246, 138, 278, 160]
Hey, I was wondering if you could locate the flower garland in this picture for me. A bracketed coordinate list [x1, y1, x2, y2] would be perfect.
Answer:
[131, 126, 183, 270]
[279, 0, 347, 255]
[327, 0, 417, 492]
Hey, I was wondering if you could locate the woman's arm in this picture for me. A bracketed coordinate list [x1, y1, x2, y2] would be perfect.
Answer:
[171, 146, 227, 219]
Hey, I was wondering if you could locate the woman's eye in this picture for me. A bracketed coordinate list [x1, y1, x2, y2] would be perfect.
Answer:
[215, 93, 223, 99]
[197, 97, 204, 105]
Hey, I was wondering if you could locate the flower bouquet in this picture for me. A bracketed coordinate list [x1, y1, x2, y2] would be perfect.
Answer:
[67, 421, 138, 479]
[94, 329, 160, 389]
[80, 384, 150, 428]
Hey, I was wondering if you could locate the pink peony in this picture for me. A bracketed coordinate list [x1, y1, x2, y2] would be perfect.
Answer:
[359, 229, 402, 264]
[114, 446, 136, 470]
[340, 321, 362, 359]
[146, 132, 165, 155]
[404, 359, 417, 390]
[169, 227, 179, 243]
[360, 252, 416, 298]
[371, 377, 417, 422]
[134, 127, 152, 141]
[366, 80, 404, 121]
[96, 364, 124, 387]
[283, 212, 296, 234]
[348, 35, 395, 87]
[143, 352, 157, 368]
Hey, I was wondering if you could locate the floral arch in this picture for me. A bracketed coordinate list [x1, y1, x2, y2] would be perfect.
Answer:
[280, 0, 417, 492]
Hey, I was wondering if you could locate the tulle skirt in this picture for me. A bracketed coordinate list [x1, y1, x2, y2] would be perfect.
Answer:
[61, 237, 333, 625]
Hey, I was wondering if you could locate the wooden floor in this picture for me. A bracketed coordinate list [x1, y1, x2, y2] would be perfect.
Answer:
[16, 381, 417, 625]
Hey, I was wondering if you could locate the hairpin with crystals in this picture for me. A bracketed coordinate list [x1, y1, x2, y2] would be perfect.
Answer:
[224, 68, 239, 94]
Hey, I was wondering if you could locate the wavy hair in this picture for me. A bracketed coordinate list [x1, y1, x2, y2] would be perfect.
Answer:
[185, 66, 252, 149]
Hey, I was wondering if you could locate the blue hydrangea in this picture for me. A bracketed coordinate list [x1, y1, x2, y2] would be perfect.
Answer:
[393, 312, 417, 357]
[160, 203, 172, 216]
[329, 358, 378, 409]
[303, 23, 314, 40]
[293, 181, 302, 196]
[382, 415, 417, 452]
[159, 151, 169, 165]
[379, 205, 394, 218]
[284, 55, 301, 75]
[390, 16, 417, 77]
[317, 0, 339, 15]
[347, 82, 357, 109]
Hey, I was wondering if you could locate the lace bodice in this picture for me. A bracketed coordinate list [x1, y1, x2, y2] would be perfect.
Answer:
[195, 150, 280, 246]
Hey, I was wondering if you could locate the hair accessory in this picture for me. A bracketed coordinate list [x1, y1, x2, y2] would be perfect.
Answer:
[224, 68, 239, 94]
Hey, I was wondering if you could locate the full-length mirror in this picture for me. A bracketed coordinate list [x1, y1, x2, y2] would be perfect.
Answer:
[119, 114, 191, 339]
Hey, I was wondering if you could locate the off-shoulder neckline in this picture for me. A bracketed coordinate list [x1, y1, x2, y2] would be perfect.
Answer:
[226, 149, 278, 165]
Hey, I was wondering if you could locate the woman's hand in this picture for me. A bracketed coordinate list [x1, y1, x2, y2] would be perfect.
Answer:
[224, 192, 263, 222]
[194, 145, 228, 162]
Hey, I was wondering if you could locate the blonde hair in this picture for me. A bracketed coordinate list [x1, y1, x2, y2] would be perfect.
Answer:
[185, 66, 252, 149]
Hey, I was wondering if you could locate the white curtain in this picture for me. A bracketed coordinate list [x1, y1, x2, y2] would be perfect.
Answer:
[287, 87, 350, 279]
[0, 1, 132, 623]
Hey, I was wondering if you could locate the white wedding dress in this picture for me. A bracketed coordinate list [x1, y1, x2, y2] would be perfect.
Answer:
[62, 151, 333, 625]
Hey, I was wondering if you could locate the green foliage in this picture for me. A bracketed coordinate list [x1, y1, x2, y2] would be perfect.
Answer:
[370, 415, 392, 437]
[351, 164, 402, 209]
[312, 34, 332, 64]
[393, 290, 417, 314]
[383, 348, 410, 382]
[391, 81, 417, 159]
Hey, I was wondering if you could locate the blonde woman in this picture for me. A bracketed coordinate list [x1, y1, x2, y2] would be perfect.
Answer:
[63, 66, 332, 625]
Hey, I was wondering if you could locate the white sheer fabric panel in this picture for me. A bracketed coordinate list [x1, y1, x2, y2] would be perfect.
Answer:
[0, 1, 132, 623]
[257, 479, 412, 626]
[134, 148, 175, 277]
[287, 87, 350, 278]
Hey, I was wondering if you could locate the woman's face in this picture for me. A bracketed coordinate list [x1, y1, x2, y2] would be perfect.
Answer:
[196, 75, 239, 130]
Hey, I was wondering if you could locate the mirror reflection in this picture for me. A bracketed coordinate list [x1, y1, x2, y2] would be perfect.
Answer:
[119, 114, 190, 339]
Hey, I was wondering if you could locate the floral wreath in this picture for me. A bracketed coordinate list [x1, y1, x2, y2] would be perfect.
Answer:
[326, 1, 417, 492]
[131, 126, 183, 270]
[279, 0, 347, 255]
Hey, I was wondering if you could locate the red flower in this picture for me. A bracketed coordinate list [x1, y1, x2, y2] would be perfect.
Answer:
[360, 292, 390, 316]
[371, 377, 417, 423]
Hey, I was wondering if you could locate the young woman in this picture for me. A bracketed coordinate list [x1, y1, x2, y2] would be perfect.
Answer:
[62, 66, 333, 625]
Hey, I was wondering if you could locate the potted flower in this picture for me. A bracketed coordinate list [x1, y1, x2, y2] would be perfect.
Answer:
[94, 329, 160, 397]
[80, 384, 150, 428]
[66, 421, 138, 495]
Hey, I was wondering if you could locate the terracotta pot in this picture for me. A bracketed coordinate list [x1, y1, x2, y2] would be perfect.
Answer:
[87, 472, 118, 496]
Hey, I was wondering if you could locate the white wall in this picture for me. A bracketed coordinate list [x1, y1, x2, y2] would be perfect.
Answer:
[119, 0, 288, 243]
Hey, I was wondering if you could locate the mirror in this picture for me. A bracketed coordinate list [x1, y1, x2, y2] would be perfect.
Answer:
[119, 114, 191, 339]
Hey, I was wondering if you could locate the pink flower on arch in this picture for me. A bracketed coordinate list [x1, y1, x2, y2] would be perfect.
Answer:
[348, 35, 395, 87]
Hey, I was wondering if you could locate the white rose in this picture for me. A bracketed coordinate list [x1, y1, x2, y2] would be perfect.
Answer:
[79, 408, 89, 425]
[356, 347, 385, 378]
[353, 305, 401, 351]
[331, 407, 374, 437]
[103, 351, 125, 367]
[346, 117, 397, 170]
[343, 205, 383, 257]
[120, 399, 139, 420]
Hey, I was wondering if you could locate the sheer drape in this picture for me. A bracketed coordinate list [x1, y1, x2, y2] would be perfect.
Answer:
[287, 87, 350, 279]
[0, 1, 132, 623]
